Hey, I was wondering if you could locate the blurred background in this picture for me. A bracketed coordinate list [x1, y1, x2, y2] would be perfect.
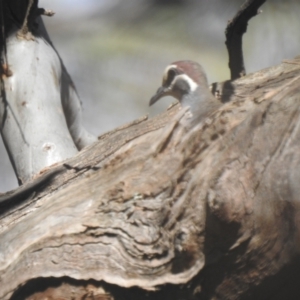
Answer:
[1, 0, 300, 191]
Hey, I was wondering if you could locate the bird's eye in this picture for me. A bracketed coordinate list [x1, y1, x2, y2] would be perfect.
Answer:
[165, 69, 177, 86]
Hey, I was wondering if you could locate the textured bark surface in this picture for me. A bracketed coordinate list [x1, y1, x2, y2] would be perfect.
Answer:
[1, 57, 300, 299]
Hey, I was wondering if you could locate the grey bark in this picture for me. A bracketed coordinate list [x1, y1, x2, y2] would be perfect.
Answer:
[0, 12, 96, 184]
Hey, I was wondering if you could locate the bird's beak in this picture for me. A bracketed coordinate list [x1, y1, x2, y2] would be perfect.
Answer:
[149, 86, 170, 106]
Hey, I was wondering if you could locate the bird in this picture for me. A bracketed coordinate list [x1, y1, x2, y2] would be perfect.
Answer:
[149, 60, 221, 124]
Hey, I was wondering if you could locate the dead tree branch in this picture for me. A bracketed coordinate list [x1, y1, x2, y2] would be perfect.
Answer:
[1, 57, 300, 299]
[225, 0, 266, 80]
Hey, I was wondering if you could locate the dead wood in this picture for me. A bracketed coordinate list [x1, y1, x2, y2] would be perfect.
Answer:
[1, 57, 300, 299]
[225, 0, 266, 80]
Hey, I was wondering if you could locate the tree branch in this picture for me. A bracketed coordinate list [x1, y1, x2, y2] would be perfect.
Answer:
[225, 0, 266, 80]
[1, 57, 300, 299]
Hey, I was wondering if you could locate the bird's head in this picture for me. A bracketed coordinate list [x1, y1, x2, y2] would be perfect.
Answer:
[149, 60, 209, 106]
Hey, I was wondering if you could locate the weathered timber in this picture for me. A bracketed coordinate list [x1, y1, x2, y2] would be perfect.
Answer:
[1, 57, 300, 299]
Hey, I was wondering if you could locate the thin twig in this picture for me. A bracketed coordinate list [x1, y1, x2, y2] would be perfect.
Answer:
[17, 0, 35, 39]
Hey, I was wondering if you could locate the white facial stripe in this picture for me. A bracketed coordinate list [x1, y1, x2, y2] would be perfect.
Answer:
[162, 64, 177, 83]
[172, 74, 198, 92]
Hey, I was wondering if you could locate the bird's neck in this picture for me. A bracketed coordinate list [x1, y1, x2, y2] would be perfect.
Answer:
[180, 87, 220, 122]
